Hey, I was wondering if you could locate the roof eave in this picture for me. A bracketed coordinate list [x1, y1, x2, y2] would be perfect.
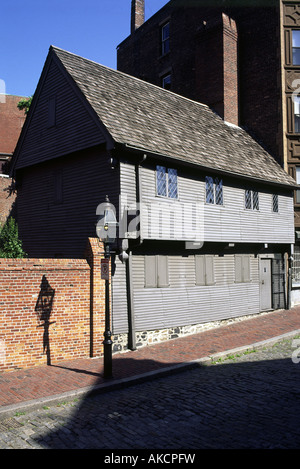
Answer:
[119, 142, 297, 190]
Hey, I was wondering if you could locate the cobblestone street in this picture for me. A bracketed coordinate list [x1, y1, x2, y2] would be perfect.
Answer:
[1, 336, 300, 450]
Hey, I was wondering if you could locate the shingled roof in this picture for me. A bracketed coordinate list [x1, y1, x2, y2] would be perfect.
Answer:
[24, 46, 300, 188]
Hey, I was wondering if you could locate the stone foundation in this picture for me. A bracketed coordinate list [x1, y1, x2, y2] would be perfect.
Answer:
[112, 310, 274, 354]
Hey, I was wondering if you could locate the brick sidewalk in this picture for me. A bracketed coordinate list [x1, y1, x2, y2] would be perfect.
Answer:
[1, 307, 300, 413]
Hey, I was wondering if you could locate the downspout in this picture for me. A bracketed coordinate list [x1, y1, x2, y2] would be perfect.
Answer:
[126, 250, 136, 350]
[288, 244, 294, 310]
[125, 153, 147, 350]
[136, 154, 147, 245]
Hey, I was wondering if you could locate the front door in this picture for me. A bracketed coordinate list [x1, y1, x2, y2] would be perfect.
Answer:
[260, 258, 272, 311]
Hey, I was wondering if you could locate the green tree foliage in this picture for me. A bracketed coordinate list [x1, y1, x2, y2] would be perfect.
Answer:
[0, 217, 27, 258]
[17, 96, 32, 115]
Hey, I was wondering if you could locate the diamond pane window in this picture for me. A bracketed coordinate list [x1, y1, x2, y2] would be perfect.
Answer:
[245, 189, 259, 210]
[272, 194, 278, 213]
[206, 176, 224, 205]
[245, 189, 252, 209]
[156, 165, 178, 199]
[215, 178, 223, 205]
[253, 191, 259, 210]
[205, 176, 215, 204]
[168, 168, 178, 199]
[156, 165, 167, 197]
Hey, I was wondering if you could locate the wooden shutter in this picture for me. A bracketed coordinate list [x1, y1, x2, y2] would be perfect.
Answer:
[144, 256, 157, 288]
[196, 255, 215, 285]
[242, 255, 251, 283]
[235, 255, 243, 283]
[195, 255, 205, 285]
[205, 255, 215, 285]
[157, 256, 169, 287]
[235, 255, 251, 283]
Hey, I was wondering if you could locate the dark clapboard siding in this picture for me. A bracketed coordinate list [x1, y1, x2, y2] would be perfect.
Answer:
[17, 147, 120, 258]
[15, 57, 106, 170]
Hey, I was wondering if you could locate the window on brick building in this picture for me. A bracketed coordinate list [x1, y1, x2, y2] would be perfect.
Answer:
[161, 22, 170, 55]
[294, 96, 300, 132]
[296, 167, 300, 204]
[162, 73, 171, 90]
[292, 30, 300, 65]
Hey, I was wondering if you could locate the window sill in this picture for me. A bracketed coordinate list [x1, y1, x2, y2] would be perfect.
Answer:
[205, 203, 224, 208]
[156, 195, 179, 201]
[159, 51, 170, 60]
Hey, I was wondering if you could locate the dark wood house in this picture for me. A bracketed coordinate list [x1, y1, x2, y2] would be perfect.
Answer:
[11, 46, 297, 350]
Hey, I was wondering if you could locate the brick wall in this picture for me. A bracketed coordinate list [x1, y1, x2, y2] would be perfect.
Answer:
[0, 175, 16, 226]
[0, 238, 107, 371]
[0, 95, 26, 155]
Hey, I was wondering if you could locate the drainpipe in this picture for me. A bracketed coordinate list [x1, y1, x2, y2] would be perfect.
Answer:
[123, 154, 147, 350]
[134, 154, 147, 245]
[288, 244, 294, 310]
[126, 250, 136, 350]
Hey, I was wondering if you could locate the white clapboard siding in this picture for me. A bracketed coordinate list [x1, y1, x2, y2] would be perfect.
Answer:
[130, 165, 295, 244]
[126, 254, 260, 334]
[111, 257, 128, 334]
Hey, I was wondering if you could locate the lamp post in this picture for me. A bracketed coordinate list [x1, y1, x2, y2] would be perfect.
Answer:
[96, 196, 118, 379]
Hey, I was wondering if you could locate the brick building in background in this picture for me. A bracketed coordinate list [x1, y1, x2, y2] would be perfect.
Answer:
[117, 0, 300, 294]
[0, 95, 26, 225]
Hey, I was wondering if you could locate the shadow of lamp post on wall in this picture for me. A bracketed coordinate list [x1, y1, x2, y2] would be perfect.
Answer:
[35, 275, 56, 366]
[96, 196, 118, 379]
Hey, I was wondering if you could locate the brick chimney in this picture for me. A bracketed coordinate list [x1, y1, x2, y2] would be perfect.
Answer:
[222, 14, 238, 126]
[131, 0, 145, 34]
[195, 13, 239, 126]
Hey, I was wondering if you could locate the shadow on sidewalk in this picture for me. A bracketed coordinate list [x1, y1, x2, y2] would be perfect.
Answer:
[31, 353, 300, 449]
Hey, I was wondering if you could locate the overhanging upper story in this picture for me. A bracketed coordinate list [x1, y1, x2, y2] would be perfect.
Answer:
[10, 46, 298, 249]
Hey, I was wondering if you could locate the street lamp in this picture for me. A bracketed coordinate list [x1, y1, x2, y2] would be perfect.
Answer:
[96, 196, 118, 378]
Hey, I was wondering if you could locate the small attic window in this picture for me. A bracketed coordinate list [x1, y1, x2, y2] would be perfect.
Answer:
[48, 97, 56, 128]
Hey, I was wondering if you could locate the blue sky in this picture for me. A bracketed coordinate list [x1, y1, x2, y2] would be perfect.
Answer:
[1, 0, 168, 97]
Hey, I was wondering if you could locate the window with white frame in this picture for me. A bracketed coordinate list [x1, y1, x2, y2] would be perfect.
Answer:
[205, 176, 223, 205]
[245, 189, 259, 210]
[292, 30, 300, 65]
[294, 96, 300, 133]
[161, 22, 170, 55]
[156, 165, 178, 199]
[296, 167, 300, 204]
